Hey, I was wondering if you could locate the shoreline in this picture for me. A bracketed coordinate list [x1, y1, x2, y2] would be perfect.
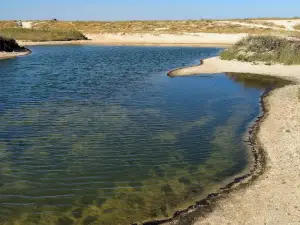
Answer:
[17, 40, 232, 48]
[17, 32, 245, 48]
[194, 83, 300, 225]
[168, 57, 300, 82]
[0, 50, 31, 60]
[149, 58, 300, 225]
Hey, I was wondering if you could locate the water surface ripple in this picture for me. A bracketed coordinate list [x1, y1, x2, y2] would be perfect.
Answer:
[0, 46, 281, 224]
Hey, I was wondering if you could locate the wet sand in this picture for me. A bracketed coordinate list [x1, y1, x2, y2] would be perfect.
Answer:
[166, 58, 300, 225]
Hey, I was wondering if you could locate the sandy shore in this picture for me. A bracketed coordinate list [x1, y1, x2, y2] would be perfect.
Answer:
[164, 58, 300, 225]
[168, 57, 300, 82]
[85, 33, 245, 46]
[18, 32, 246, 47]
[0, 50, 31, 59]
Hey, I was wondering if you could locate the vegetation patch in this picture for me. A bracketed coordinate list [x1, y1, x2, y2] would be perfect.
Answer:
[237, 19, 286, 28]
[220, 36, 300, 65]
[0, 20, 277, 35]
[0, 28, 87, 42]
[294, 24, 300, 30]
[37, 20, 275, 34]
[0, 36, 27, 52]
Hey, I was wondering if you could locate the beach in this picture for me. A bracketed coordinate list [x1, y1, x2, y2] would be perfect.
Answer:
[17, 32, 246, 47]
[0, 50, 31, 59]
[168, 56, 300, 81]
[166, 57, 300, 225]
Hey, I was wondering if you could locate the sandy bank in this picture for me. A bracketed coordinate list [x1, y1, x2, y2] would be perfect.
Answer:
[165, 58, 300, 225]
[18, 32, 246, 47]
[0, 50, 31, 59]
[85, 33, 245, 46]
[168, 57, 300, 82]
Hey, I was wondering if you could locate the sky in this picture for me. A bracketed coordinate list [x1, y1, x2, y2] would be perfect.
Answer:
[1, 0, 300, 21]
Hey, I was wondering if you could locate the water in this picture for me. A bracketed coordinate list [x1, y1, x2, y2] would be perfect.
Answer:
[0, 46, 286, 225]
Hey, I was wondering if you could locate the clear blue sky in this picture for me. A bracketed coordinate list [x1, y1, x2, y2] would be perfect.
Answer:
[2, 0, 300, 21]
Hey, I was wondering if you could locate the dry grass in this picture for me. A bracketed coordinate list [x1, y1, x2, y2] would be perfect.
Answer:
[236, 19, 286, 28]
[220, 36, 300, 65]
[0, 28, 87, 42]
[22, 20, 275, 35]
[0, 21, 18, 29]
[0, 20, 291, 39]
[294, 24, 300, 30]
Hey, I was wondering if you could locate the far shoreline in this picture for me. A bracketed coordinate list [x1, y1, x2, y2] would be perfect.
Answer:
[17, 40, 232, 48]
[17, 32, 243, 48]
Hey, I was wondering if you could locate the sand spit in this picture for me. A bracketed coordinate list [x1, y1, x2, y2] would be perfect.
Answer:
[0, 50, 31, 59]
[168, 56, 300, 82]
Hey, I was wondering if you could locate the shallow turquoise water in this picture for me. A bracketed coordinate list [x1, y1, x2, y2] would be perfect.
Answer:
[0, 46, 280, 224]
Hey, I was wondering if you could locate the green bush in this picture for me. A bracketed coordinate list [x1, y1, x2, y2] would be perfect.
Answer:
[0, 28, 87, 42]
[220, 36, 300, 65]
[0, 36, 27, 52]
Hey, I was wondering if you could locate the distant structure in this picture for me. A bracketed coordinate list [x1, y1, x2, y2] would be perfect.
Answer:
[16, 20, 22, 27]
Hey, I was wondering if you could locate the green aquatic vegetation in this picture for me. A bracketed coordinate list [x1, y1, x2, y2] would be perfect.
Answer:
[0, 143, 13, 177]
[203, 111, 251, 181]
[180, 117, 212, 133]
[0, 180, 32, 196]
[154, 131, 178, 143]
[226, 72, 292, 89]
[0, 28, 87, 42]
[0, 143, 9, 160]
[153, 117, 212, 144]
[0, 107, 233, 224]
[70, 133, 106, 155]
[0, 95, 256, 224]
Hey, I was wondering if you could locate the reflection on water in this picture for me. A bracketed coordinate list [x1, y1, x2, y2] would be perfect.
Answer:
[226, 72, 291, 89]
[0, 46, 286, 225]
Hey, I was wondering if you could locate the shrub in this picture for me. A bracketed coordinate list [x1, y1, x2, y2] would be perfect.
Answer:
[0, 28, 87, 42]
[220, 36, 300, 65]
[294, 24, 300, 30]
[0, 36, 27, 52]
